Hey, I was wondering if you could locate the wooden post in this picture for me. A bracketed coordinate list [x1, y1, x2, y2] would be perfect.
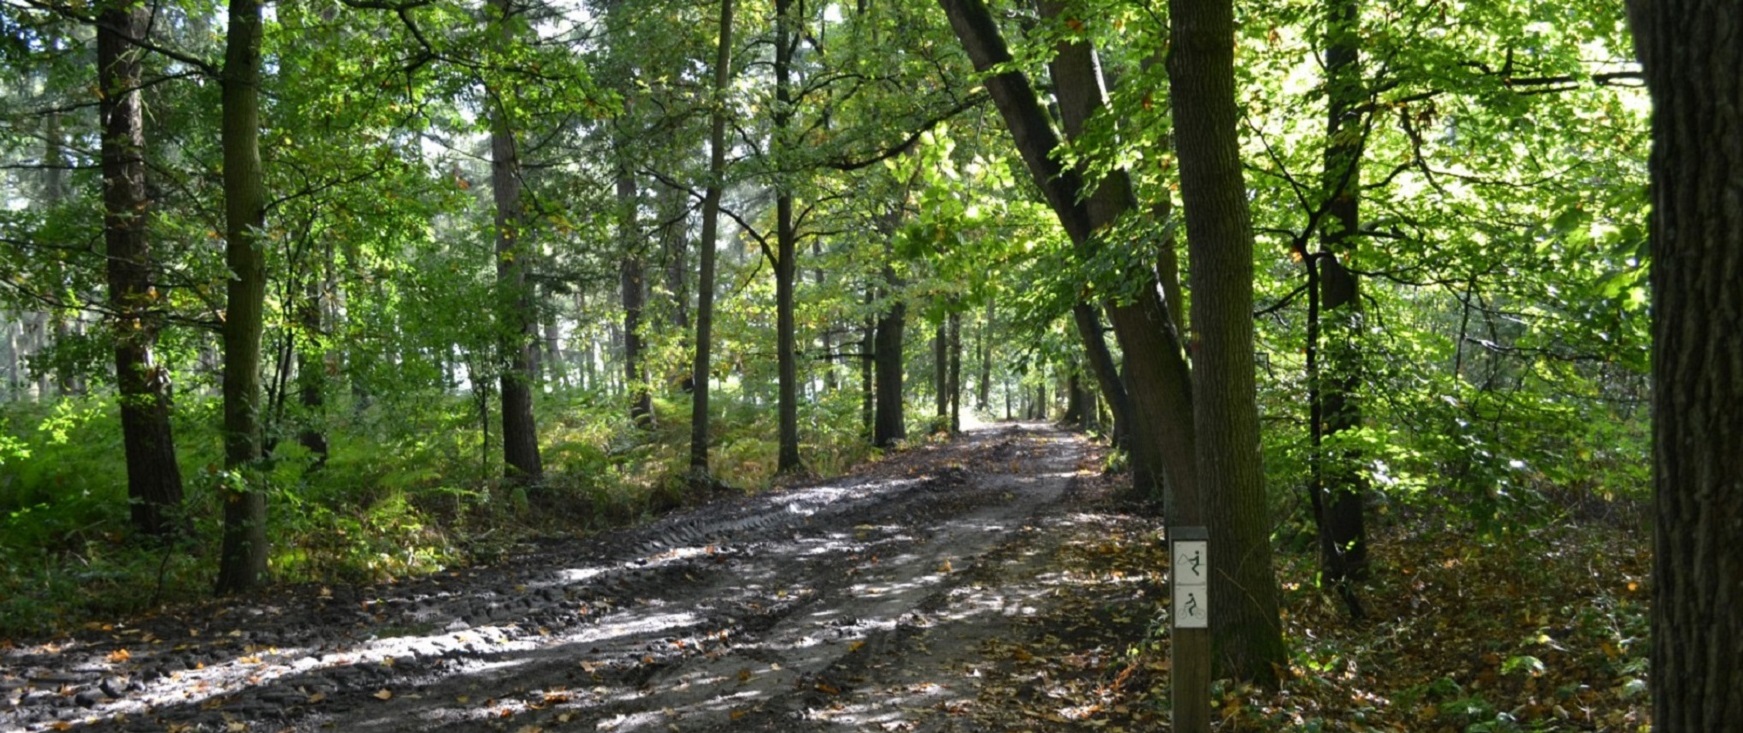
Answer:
[1172, 525, 1210, 732]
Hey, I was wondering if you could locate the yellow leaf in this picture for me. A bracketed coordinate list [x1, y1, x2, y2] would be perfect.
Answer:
[307, 691, 326, 703]
[730, 709, 747, 720]
[373, 689, 394, 701]
[848, 640, 866, 653]
[108, 648, 132, 663]
[227, 722, 247, 732]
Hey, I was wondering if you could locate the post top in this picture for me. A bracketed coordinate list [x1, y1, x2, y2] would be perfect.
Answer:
[1169, 526, 1208, 541]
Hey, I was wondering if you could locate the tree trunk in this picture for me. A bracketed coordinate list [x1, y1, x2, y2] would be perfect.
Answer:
[873, 264, 906, 447]
[773, 0, 802, 473]
[1629, 0, 1743, 727]
[99, 4, 187, 541]
[215, 0, 270, 593]
[861, 287, 876, 437]
[660, 184, 691, 335]
[295, 264, 329, 465]
[619, 164, 652, 427]
[689, 0, 733, 488]
[932, 322, 947, 424]
[948, 309, 961, 433]
[489, 0, 543, 483]
[975, 299, 992, 410]
[1310, 0, 1370, 620]
[1167, 0, 1288, 684]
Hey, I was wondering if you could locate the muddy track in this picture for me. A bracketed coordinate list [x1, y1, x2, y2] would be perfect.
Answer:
[1, 422, 1091, 732]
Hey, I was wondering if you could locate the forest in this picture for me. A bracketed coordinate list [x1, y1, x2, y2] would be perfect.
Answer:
[0, 0, 1737, 728]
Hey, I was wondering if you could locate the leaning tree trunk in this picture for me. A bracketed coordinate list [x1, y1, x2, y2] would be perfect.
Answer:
[1167, 0, 1288, 684]
[689, 0, 733, 489]
[215, 0, 270, 593]
[488, 0, 543, 483]
[99, 3, 187, 541]
[1628, 0, 1743, 728]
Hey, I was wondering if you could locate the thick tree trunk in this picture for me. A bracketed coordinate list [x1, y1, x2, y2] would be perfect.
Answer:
[773, 0, 802, 473]
[619, 166, 652, 427]
[489, 0, 543, 483]
[690, 0, 732, 488]
[1167, 0, 1287, 684]
[1040, 2, 1192, 509]
[215, 0, 270, 593]
[1629, 0, 1743, 728]
[99, 4, 186, 541]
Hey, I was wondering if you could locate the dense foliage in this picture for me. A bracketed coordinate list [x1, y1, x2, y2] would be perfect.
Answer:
[0, 0, 1654, 698]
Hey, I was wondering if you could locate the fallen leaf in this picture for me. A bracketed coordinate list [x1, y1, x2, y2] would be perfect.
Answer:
[373, 689, 394, 701]
[108, 648, 132, 663]
[306, 691, 326, 703]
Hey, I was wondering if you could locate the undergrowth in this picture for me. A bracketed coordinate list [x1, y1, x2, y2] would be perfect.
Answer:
[0, 385, 882, 638]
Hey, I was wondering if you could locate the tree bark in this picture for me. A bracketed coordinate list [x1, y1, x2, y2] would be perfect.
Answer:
[489, 0, 543, 483]
[619, 164, 652, 427]
[932, 322, 947, 424]
[215, 0, 270, 593]
[99, 2, 186, 541]
[1167, 0, 1287, 684]
[873, 264, 906, 447]
[1628, 0, 1743, 727]
[948, 309, 961, 433]
[1308, 0, 1370, 620]
[689, 0, 733, 488]
[773, 0, 802, 473]
[975, 299, 993, 410]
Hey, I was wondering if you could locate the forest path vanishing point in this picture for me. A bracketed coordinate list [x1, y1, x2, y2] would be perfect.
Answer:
[3, 423, 1158, 732]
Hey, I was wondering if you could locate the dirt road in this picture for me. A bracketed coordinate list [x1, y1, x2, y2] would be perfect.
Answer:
[3, 423, 1126, 732]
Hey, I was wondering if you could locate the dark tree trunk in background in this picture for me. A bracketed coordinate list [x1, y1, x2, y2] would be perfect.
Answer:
[862, 288, 876, 435]
[215, 0, 270, 593]
[772, 0, 802, 473]
[99, 4, 187, 541]
[619, 165, 652, 427]
[1309, 0, 1370, 620]
[295, 266, 329, 465]
[873, 263, 906, 447]
[660, 184, 691, 334]
[689, 0, 733, 489]
[932, 323, 947, 423]
[1628, 0, 1743, 727]
[948, 309, 961, 433]
[1062, 368, 1083, 426]
[975, 299, 992, 410]
[1168, 0, 1288, 684]
[488, 0, 543, 484]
